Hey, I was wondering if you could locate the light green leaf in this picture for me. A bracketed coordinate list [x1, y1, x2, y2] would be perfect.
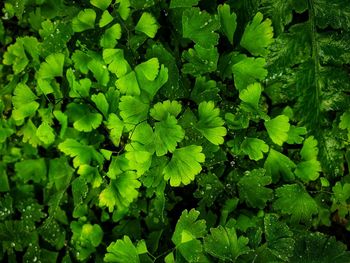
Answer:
[99, 171, 140, 212]
[119, 96, 149, 126]
[295, 160, 321, 182]
[150, 100, 182, 121]
[153, 115, 185, 156]
[287, 126, 307, 144]
[274, 184, 318, 223]
[339, 111, 350, 133]
[36, 122, 55, 145]
[115, 71, 140, 95]
[232, 57, 268, 91]
[116, 0, 131, 20]
[90, 0, 111, 10]
[241, 138, 269, 161]
[264, 115, 290, 146]
[218, 4, 237, 44]
[238, 169, 273, 209]
[58, 139, 104, 168]
[18, 119, 42, 146]
[135, 64, 168, 99]
[88, 59, 110, 86]
[182, 7, 220, 48]
[196, 101, 227, 145]
[172, 209, 206, 262]
[12, 83, 39, 121]
[72, 9, 96, 32]
[99, 10, 113, 27]
[264, 149, 296, 182]
[135, 12, 159, 38]
[37, 53, 65, 80]
[100, 23, 122, 48]
[300, 136, 319, 161]
[163, 145, 205, 186]
[106, 113, 124, 147]
[91, 93, 109, 117]
[240, 12, 273, 56]
[66, 103, 103, 132]
[81, 223, 103, 247]
[239, 82, 262, 112]
[204, 226, 250, 261]
[105, 236, 144, 263]
[135, 58, 159, 81]
[103, 49, 131, 78]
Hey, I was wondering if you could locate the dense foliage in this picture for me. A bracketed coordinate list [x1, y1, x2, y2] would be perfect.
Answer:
[1, 0, 350, 262]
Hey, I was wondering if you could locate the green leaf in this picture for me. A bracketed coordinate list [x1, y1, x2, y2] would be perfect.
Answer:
[115, 71, 140, 96]
[204, 226, 250, 261]
[339, 111, 350, 139]
[182, 44, 219, 76]
[106, 113, 124, 147]
[66, 103, 103, 132]
[135, 12, 159, 38]
[72, 50, 91, 74]
[153, 115, 185, 156]
[241, 138, 269, 161]
[274, 184, 318, 223]
[36, 122, 55, 145]
[15, 159, 47, 183]
[135, 64, 168, 99]
[116, 0, 131, 20]
[295, 136, 321, 182]
[119, 96, 149, 126]
[135, 58, 159, 81]
[217, 4, 237, 44]
[11, 83, 39, 121]
[163, 145, 205, 186]
[240, 12, 274, 56]
[170, 0, 199, 8]
[90, 0, 111, 10]
[290, 232, 350, 263]
[264, 214, 295, 261]
[37, 53, 65, 80]
[3, 37, 40, 74]
[295, 160, 321, 182]
[182, 8, 220, 48]
[103, 49, 131, 78]
[58, 139, 104, 168]
[99, 10, 113, 27]
[100, 23, 122, 48]
[87, 59, 110, 86]
[53, 111, 68, 138]
[91, 93, 109, 118]
[72, 9, 96, 32]
[232, 57, 268, 91]
[172, 209, 206, 262]
[238, 169, 273, 209]
[264, 149, 296, 182]
[81, 223, 103, 247]
[195, 101, 227, 145]
[48, 158, 74, 191]
[99, 171, 141, 212]
[105, 236, 147, 263]
[150, 100, 182, 121]
[190, 77, 220, 104]
[331, 182, 350, 218]
[287, 126, 307, 144]
[264, 115, 290, 146]
[239, 82, 262, 112]
[300, 136, 319, 161]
